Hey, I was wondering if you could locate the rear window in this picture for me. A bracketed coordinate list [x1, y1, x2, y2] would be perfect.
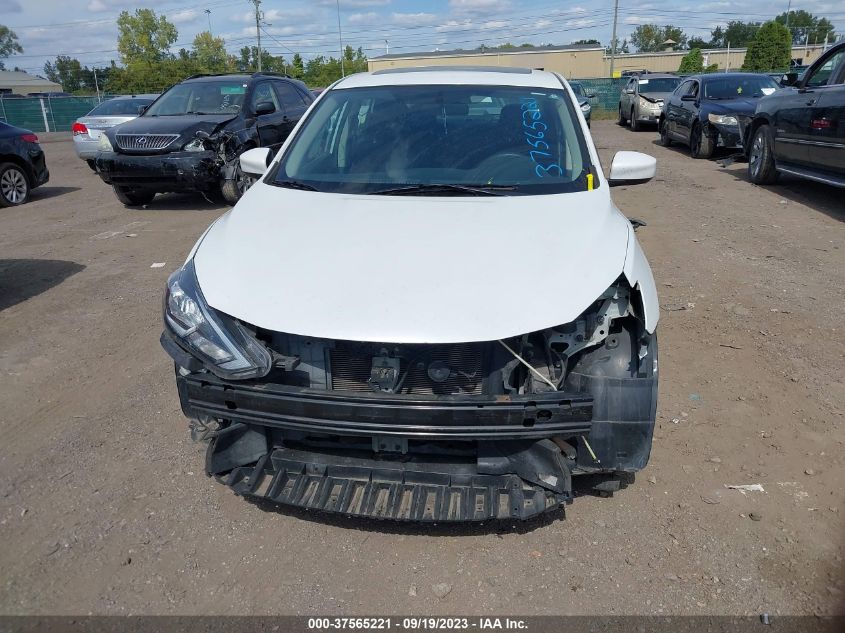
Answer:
[86, 98, 154, 116]
[275, 83, 595, 196]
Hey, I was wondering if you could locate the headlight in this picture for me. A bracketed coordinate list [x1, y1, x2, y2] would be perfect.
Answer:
[183, 138, 207, 152]
[163, 259, 272, 379]
[98, 134, 113, 151]
[580, 102, 591, 113]
[708, 113, 738, 126]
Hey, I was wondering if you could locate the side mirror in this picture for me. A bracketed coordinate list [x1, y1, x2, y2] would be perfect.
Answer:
[586, 93, 596, 99]
[781, 72, 799, 87]
[625, 88, 635, 94]
[608, 151, 656, 186]
[680, 94, 697, 102]
[254, 101, 276, 116]
[240, 147, 272, 176]
[138, 105, 148, 115]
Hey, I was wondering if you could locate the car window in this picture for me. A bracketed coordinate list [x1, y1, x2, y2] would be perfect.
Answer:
[638, 77, 680, 93]
[275, 84, 595, 196]
[294, 85, 314, 106]
[703, 75, 778, 99]
[805, 49, 845, 87]
[570, 83, 585, 98]
[250, 82, 280, 112]
[274, 82, 307, 109]
[680, 80, 699, 97]
[145, 80, 246, 115]
[86, 99, 153, 116]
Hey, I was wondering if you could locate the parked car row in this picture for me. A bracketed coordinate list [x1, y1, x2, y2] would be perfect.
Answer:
[617, 40, 845, 188]
[0, 121, 49, 207]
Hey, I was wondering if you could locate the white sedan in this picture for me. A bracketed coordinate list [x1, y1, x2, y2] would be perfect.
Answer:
[160, 67, 661, 522]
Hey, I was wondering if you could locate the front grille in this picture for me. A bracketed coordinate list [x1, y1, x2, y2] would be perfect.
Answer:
[115, 133, 179, 151]
[329, 343, 485, 395]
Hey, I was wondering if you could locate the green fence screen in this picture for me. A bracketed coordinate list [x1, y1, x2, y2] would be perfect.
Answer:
[0, 96, 101, 132]
[572, 77, 628, 115]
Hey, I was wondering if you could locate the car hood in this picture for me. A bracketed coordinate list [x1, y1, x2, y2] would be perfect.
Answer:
[639, 91, 672, 103]
[193, 184, 632, 344]
[106, 113, 236, 139]
[703, 98, 761, 116]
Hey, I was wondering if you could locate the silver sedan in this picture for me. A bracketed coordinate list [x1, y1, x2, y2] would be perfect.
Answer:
[72, 95, 158, 168]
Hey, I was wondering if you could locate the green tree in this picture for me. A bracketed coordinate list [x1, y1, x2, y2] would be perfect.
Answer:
[0, 24, 23, 70]
[630, 24, 688, 52]
[192, 31, 232, 73]
[117, 9, 178, 66]
[687, 37, 710, 50]
[775, 10, 836, 45]
[290, 53, 305, 79]
[742, 21, 791, 71]
[43, 55, 84, 92]
[678, 48, 704, 73]
[572, 39, 601, 46]
[708, 21, 762, 48]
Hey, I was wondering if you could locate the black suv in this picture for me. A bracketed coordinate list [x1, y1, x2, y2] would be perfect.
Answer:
[96, 72, 313, 206]
[746, 40, 845, 188]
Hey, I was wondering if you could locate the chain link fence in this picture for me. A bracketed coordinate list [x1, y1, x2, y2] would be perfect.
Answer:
[573, 78, 628, 115]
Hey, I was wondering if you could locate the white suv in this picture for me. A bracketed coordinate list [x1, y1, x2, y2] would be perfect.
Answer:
[160, 66, 661, 522]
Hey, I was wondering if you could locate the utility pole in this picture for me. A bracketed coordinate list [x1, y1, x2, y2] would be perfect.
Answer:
[336, 0, 345, 77]
[205, 9, 212, 34]
[93, 68, 101, 102]
[609, 0, 619, 78]
[385, 39, 389, 55]
[252, 0, 262, 71]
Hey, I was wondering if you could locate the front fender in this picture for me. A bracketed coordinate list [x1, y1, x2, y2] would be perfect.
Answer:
[622, 227, 660, 333]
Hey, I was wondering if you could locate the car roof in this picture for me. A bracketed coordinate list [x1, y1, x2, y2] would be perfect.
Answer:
[335, 66, 563, 90]
[695, 72, 772, 81]
[183, 74, 253, 83]
[108, 94, 159, 100]
[634, 73, 678, 79]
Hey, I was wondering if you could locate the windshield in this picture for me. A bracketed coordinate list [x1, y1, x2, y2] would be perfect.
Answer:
[638, 77, 680, 93]
[570, 82, 585, 98]
[274, 84, 594, 195]
[704, 75, 779, 99]
[144, 80, 246, 116]
[87, 98, 154, 116]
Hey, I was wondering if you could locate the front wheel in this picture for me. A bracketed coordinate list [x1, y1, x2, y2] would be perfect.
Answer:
[658, 119, 672, 146]
[113, 184, 155, 206]
[690, 123, 715, 159]
[0, 162, 30, 207]
[630, 108, 640, 131]
[220, 161, 255, 205]
[748, 124, 779, 185]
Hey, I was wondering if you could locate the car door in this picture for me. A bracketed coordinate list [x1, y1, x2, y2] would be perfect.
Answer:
[272, 81, 310, 143]
[677, 79, 700, 142]
[664, 80, 690, 138]
[249, 81, 286, 149]
[799, 46, 845, 174]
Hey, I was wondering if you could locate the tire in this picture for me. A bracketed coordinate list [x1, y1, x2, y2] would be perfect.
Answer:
[86, 159, 97, 171]
[617, 104, 628, 126]
[0, 162, 30, 207]
[748, 124, 779, 185]
[220, 160, 255, 205]
[112, 184, 155, 206]
[690, 122, 715, 159]
[658, 118, 672, 146]
[630, 108, 640, 131]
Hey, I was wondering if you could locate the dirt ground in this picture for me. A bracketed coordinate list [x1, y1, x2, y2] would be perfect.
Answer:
[1, 122, 843, 617]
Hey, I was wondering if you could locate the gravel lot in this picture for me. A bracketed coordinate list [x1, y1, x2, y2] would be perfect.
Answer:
[1, 122, 843, 616]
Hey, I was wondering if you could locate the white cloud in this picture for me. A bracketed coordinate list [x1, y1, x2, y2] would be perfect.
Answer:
[390, 12, 439, 26]
[316, 0, 390, 6]
[0, 0, 22, 13]
[348, 12, 379, 24]
[86, 0, 170, 13]
[449, 0, 511, 13]
[170, 9, 199, 25]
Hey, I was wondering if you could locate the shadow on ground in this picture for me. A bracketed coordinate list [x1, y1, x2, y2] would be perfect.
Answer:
[0, 259, 85, 311]
[30, 186, 81, 202]
[132, 192, 229, 213]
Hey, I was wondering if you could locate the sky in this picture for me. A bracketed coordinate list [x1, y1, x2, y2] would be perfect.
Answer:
[2, 0, 843, 75]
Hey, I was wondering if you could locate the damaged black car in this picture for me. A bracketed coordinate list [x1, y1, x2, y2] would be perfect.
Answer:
[95, 72, 313, 206]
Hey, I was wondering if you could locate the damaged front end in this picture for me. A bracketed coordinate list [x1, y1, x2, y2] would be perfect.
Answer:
[161, 260, 658, 522]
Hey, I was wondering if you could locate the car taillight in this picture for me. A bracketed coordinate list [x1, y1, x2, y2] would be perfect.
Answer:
[21, 133, 40, 143]
[71, 122, 88, 136]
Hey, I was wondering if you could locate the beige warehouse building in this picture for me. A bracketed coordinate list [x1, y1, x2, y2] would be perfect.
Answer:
[368, 43, 827, 78]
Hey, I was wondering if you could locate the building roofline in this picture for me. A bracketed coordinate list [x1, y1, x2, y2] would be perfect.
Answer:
[368, 44, 604, 62]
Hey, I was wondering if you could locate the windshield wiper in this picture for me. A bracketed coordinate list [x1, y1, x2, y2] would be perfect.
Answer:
[276, 180, 318, 191]
[371, 183, 516, 196]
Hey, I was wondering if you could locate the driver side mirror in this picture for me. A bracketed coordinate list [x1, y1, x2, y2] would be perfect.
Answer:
[254, 101, 276, 116]
[586, 92, 596, 99]
[240, 147, 272, 176]
[608, 151, 656, 186]
[138, 105, 149, 115]
[680, 94, 698, 102]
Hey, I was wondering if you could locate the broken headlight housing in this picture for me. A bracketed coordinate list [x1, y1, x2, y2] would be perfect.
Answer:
[163, 259, 272, 379]
[183, 138, 207, 152]
[708, 113, 738, 126]
[98, 134, 113, 152]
